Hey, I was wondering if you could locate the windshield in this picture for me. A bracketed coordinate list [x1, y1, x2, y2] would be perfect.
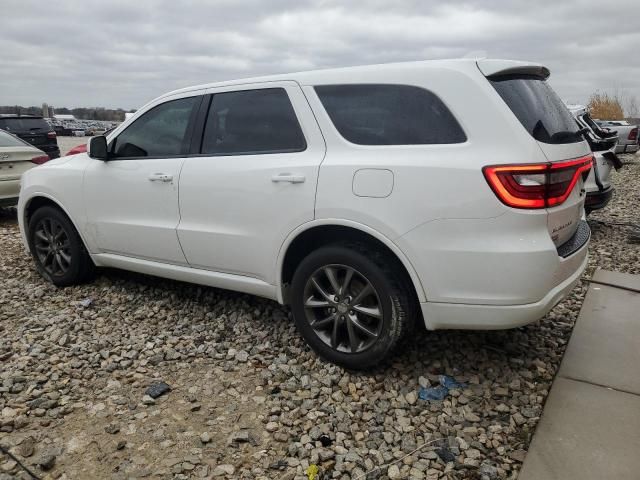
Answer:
[0, 117, 50, 132]
[489, 75, 582, 144]
[0, 129, 29, 147]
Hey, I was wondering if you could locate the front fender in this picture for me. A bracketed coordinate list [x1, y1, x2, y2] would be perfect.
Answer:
[18, 156, 92, 254]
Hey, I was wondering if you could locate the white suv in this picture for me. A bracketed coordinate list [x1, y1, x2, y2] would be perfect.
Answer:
[18, 59, 592, 369]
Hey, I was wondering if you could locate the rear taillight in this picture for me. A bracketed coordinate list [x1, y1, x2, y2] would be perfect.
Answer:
[629, 128, 638, 141]
[47, 131, 56, 139]
[483, 155, 593, 209]
[30, 155, 50, 165]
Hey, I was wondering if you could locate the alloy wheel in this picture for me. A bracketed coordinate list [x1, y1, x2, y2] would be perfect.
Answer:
[33, 217, 72, 277]
[303, 264, 383, 353]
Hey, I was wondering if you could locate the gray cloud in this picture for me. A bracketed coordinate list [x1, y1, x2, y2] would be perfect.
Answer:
[1, 0, 638, 113]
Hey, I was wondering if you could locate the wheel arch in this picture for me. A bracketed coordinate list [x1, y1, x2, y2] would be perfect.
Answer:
[277, 220, 426, 304]
[22, 193, 90, 256]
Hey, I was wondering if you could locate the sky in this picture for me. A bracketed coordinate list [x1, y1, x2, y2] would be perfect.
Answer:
[1, 0, 639, 113]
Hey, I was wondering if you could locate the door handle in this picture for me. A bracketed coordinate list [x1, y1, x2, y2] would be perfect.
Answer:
[148, 173, 173, 183]
[271, 173, 306, 184]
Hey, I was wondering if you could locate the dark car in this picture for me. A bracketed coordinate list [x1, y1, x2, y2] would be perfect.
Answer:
[0, 115, 60, 159]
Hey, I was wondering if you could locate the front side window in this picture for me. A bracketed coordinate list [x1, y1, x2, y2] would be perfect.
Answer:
[201, 88, 306, 155]
[111, 96, 198, 158]
[315, 84, 466, 145]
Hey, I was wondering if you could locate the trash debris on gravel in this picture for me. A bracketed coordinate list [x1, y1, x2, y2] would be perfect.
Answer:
[419, 375, 466, 401]
[144, 381, 171, 399]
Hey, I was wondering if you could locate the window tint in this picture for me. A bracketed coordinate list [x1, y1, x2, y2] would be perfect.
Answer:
[314, 84, 466, 145]
[489, 75, 581, 144]
[201, 88, 306, 155]
[111, 97, 197, 158]
[0, 130, 28, 147]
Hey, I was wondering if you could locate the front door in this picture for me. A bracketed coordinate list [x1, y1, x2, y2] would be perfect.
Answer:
[83, 93, 201, 264]
[177, 83, 326, 284]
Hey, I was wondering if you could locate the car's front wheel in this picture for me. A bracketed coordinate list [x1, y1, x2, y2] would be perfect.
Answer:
[28, 206, 95, 287]
[290, 243, 415, 369]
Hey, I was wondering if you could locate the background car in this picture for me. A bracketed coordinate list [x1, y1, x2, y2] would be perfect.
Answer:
[567, 104, 621, 212]
[0, 129, 49, 207]
[67, 127, 115, 156]
[595, 120, 639, 154]
[0, 114, 61, 159]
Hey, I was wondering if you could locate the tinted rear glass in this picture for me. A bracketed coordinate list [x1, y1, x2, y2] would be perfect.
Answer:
[0, 130, 29, 147]
[489, 75, 581, 144]
[315, 84, 466, 145]
[0, 118, 50, 132]
[201, 88, 306, 155]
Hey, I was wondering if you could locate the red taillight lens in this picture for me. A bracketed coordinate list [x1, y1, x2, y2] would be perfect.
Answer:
[629, 128, 638, 141]
[47, 131, 56, 139]
[30, 155, 50, 165]
[483, 155, 593, 209]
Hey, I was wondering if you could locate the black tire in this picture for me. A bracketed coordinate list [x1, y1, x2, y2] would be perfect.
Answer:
[28, 206, 95, 287]
[290, 243, 416, 369]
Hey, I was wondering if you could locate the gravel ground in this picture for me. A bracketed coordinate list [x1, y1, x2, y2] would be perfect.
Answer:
[1, 154, 638, 480]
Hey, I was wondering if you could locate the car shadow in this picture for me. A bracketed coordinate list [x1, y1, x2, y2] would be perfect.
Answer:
[95, 265, 570, 383]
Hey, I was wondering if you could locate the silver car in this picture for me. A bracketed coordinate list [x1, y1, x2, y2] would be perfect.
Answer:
[596, 120, 639, 154]
[0, 129, 49, 207]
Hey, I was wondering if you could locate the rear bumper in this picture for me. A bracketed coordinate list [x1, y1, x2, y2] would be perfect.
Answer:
[421, 251, 588, 330]
[0, 179, 20, 206]
[585, 186, 614, 212]
[0, 196, 18, 207]
[614, 143, 639, 154]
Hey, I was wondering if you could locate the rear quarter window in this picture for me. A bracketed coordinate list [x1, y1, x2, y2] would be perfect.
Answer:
[489, 75, 582, 144]
[314, 84, 466, 145]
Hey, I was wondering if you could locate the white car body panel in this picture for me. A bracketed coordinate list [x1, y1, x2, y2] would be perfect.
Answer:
[18, 59, 591, 331]
[83, 90, 206, 264]
[176, 82, 326, 284]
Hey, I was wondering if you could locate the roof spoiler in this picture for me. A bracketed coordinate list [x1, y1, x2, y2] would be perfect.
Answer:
[476, 59, 550, 80]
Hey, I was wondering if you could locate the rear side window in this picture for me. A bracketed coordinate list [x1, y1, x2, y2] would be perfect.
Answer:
[0, 118, 49, 132]
[0, 130, 28, 147]
[489, 75, 581, 144]
[111, 96, 198, 158]
[314, 84, 466, 145]
[201, 88, 306, 155]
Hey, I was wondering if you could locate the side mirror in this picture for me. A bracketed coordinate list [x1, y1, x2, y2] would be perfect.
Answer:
[87, 135, 109, 161]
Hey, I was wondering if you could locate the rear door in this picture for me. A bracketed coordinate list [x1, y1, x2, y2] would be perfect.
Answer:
[177, 82, 326, 284]
[487, 72, 591, 246]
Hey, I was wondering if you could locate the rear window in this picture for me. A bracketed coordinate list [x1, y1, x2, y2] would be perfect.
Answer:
[0, 130, 28, 147]
[315, 84, 466, 145]
[0, 117, 50, 132]
[489, 75, 581, 144]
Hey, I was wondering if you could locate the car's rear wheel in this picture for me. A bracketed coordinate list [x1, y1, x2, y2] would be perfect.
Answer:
[28, 206, 94, 286]
[290, 243, 415, 369]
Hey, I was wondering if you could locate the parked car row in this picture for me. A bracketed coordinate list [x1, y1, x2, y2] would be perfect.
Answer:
[49, 119, 118, 137]
[566, 104, 623, 213]
[17, 59, 597, 368]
